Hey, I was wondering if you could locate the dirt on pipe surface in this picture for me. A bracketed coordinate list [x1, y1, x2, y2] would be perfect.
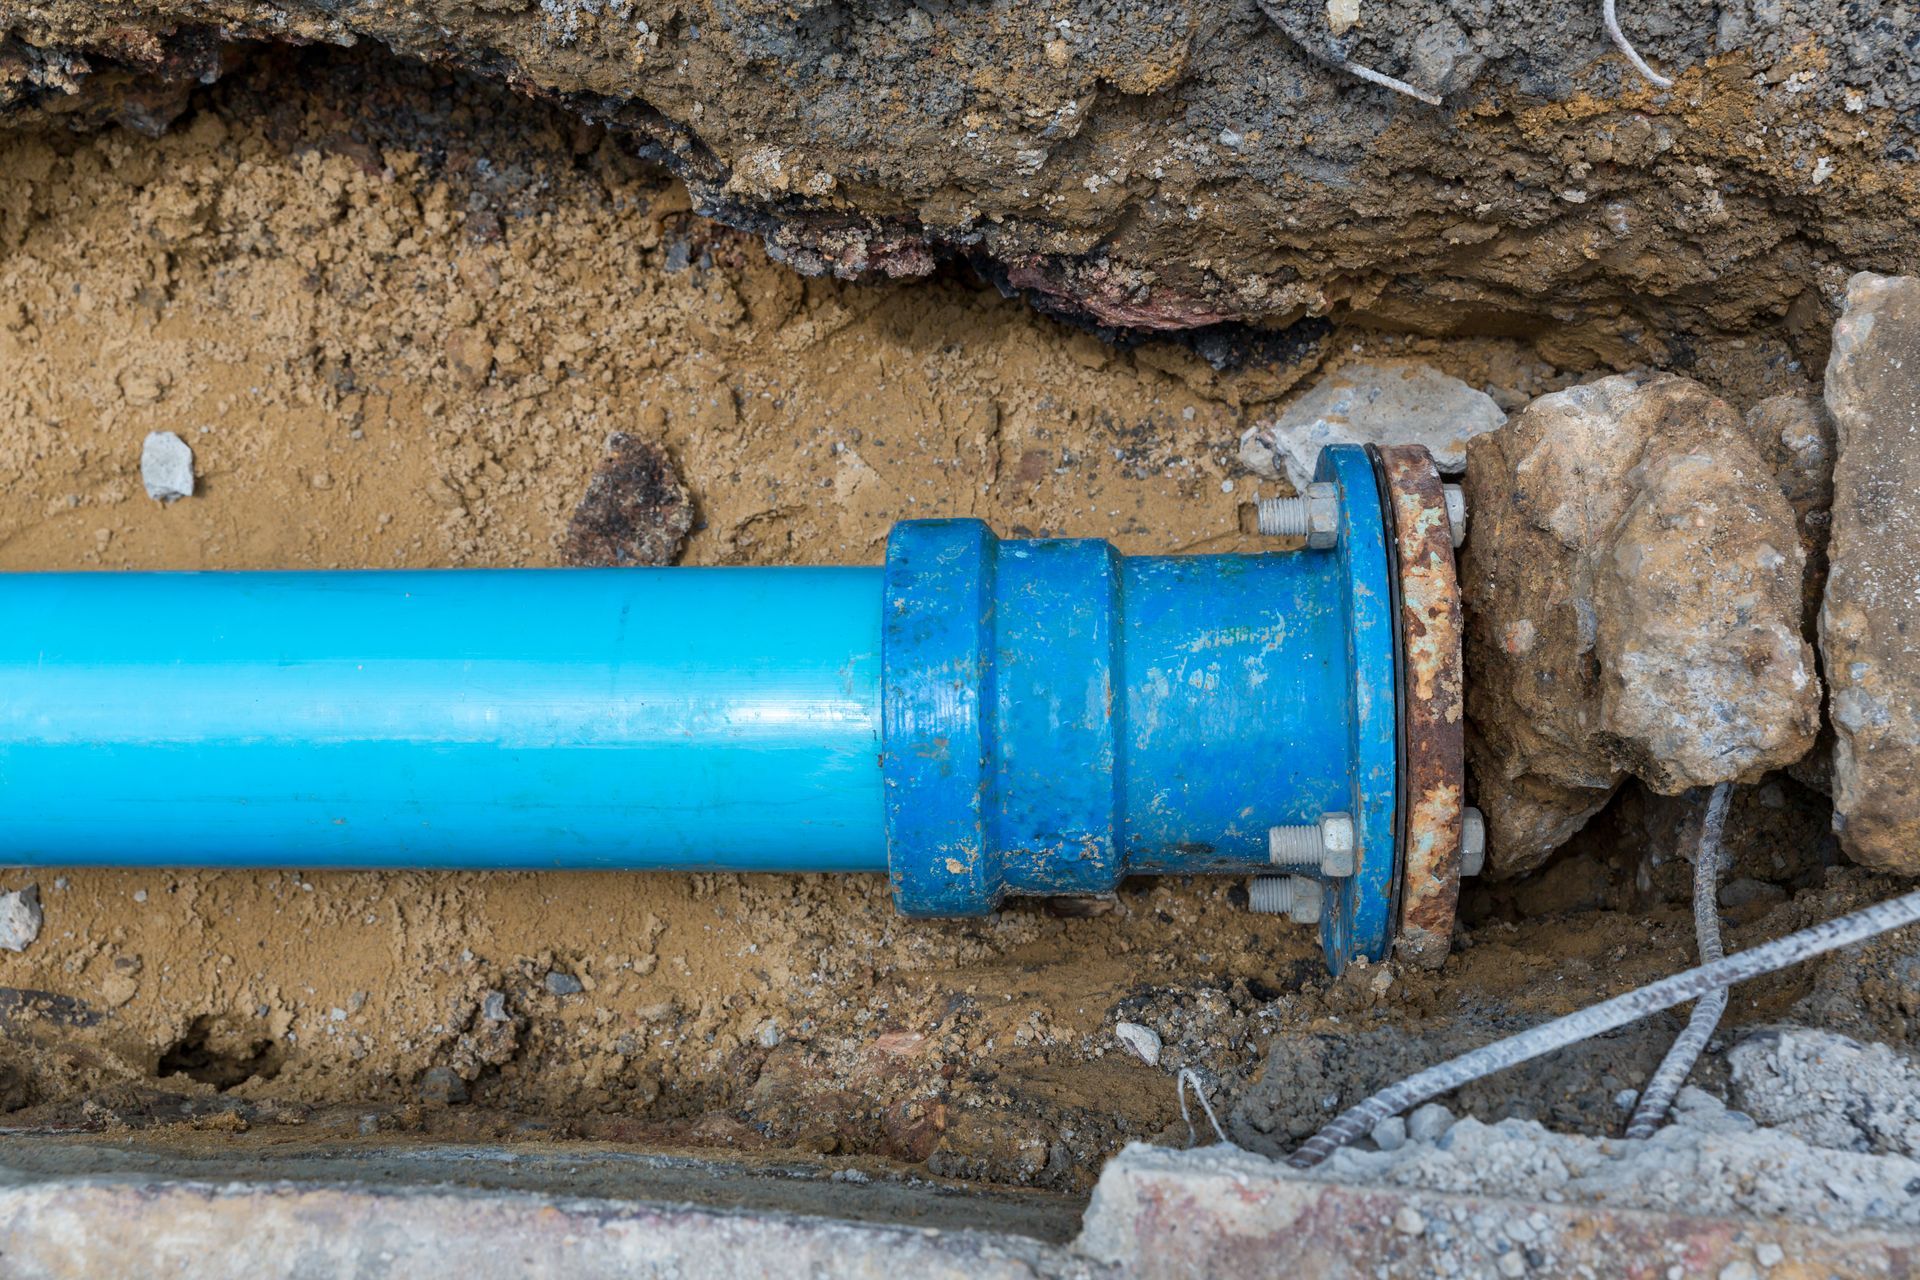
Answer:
[0, 47, 1917, 1200]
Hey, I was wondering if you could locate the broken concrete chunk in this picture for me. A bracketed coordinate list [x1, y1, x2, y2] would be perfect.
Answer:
[1729, 1026, 1920, 1157]
[1463, 374, 1821, 875]
[561, 433, 694, 567]
[1239, 361, 1505, 490]
[140, 431, 194, 501]
[0, 885, 42, 952]
[1820, 273, 1920, 872]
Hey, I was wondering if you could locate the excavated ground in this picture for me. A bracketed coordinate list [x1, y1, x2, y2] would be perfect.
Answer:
[1, 47, 1917, 1198]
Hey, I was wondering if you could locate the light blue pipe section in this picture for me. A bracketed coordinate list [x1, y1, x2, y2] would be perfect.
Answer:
[0, 570, 887, 870]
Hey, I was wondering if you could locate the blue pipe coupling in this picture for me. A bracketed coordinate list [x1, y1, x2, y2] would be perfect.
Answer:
[0, 444, 1468, 971]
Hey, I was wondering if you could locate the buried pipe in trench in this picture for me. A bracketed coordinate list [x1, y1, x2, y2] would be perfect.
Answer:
[0, 444, 1472, 973]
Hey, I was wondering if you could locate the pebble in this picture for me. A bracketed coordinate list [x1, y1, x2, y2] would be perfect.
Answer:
[481, 990, 510, 1022]
[1754, 1243, 1784, 1268]
[1115, 1021, 1162, 1066]
[0, 885, 42, 952]
[756, 1019, 782, 1048]
[418, 1065, 468, 1105]
[1407, 1102, 1457, 1144]
[544, 971, 584, 996]
[141, 431, 195, 502]
[1371, 1115, 1408, 1152]
[1392, 1206, 1427, 1236]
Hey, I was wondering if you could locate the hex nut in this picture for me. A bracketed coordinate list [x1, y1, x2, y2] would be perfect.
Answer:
[1288, 876, 1325, 925]
[1318, 812, 1356, 877]
[1460, 806, 1487, 877]
[1443, 483, 1467, 549]
[1305, 481, 1340, 550]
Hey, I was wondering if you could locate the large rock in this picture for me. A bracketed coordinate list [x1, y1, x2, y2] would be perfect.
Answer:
[1463, 374, 1820, 875]
[1821, 273, 1920, 872]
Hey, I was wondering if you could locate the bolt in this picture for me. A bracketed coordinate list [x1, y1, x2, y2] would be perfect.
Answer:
[1268, 812, 1356, 877]
[1443, 483, 1468, 549]
[1256, 481, 1340, 549]
[1248, 874, 1324, 924]
[1460, 806, 1487, 877]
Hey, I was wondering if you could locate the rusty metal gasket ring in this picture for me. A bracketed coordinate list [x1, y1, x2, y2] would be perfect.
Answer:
[1373, 445, 1466, 968]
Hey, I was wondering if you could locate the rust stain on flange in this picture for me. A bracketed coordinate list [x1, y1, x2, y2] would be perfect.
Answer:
[1377, 445, 1465, 968]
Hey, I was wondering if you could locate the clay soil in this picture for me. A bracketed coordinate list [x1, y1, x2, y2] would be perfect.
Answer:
[0, 47, 1909, 1196]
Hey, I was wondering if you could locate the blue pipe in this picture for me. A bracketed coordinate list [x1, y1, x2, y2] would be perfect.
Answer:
[0, 446, 1401, 967]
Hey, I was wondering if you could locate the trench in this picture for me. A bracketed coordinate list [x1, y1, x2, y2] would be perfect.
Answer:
[0, 42, 1907, 1206]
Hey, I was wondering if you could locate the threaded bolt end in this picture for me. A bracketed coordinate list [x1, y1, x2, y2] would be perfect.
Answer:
[1256, 496, 1309, 538]
[1268, 823, 1323, 869]
[1248, 875, 1324, 924]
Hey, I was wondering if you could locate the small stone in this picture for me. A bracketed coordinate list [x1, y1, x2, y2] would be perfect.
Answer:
[1239, 361, 1504, 490]
[1392, 1206, 1427, 1236]
[0, 886, 42, 952]
[141, 431, 195, 502]
[1115, 1021, 1162, 1066]
[755, 1019, 782, 1048]
[1719, 1262, 1758, 1280]
[1754, 1242, 1785, 1268]
[1370, 1115, 1407, 1151]
[544, 970, 584, 996]
[1406, 1102, 1456, 1144]
[898, 7, 934, 40]
[1614, 1088, 1639, 1111]
[562, 433, 695, 568]
[1498, 1251, 1528, 1277]
[417, 1065, 468, 1105]
[445, 326, 494, 387]
[481, 990, 510, 1022]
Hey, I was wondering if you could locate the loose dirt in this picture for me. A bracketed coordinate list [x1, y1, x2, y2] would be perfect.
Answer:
[0, 46, 1905, 1195]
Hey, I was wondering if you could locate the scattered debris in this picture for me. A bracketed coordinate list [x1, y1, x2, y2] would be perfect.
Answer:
[1463, 374, 1821, 874]
[139, 431, 194, 502]
[1821, 273, 1920, 872]
[1239, 362, 1504, 490]
[1289, 883, 1920, 1168]
[0, 886, 42, 953]
[1114, 1022, 1162, 1066]
[1311, 1088, 1920, 1233]
[543, 971, 584, 997]
[1729, 1026, 1920, 1157]
[561, 433, 695, 568]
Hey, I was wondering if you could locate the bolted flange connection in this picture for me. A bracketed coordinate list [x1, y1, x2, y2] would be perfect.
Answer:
[1268, 813, 1356, 877]
[1259, 482, 1468, 551]
[1249, 874, 1324, 923]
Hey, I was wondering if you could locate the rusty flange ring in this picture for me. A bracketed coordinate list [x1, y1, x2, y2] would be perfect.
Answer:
[1373, 445, 1466, 968]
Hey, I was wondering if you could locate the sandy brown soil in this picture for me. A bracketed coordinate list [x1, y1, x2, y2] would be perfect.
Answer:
[0, 48, 1904, 1194]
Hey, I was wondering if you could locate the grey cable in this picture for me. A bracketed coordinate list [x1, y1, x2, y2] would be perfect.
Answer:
[1178, 1067, 1229, 1146]
[1602, 0, 1676, 88]
[1625, 783, 1731, 1139]
[1288, 879, 1920, 1169]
